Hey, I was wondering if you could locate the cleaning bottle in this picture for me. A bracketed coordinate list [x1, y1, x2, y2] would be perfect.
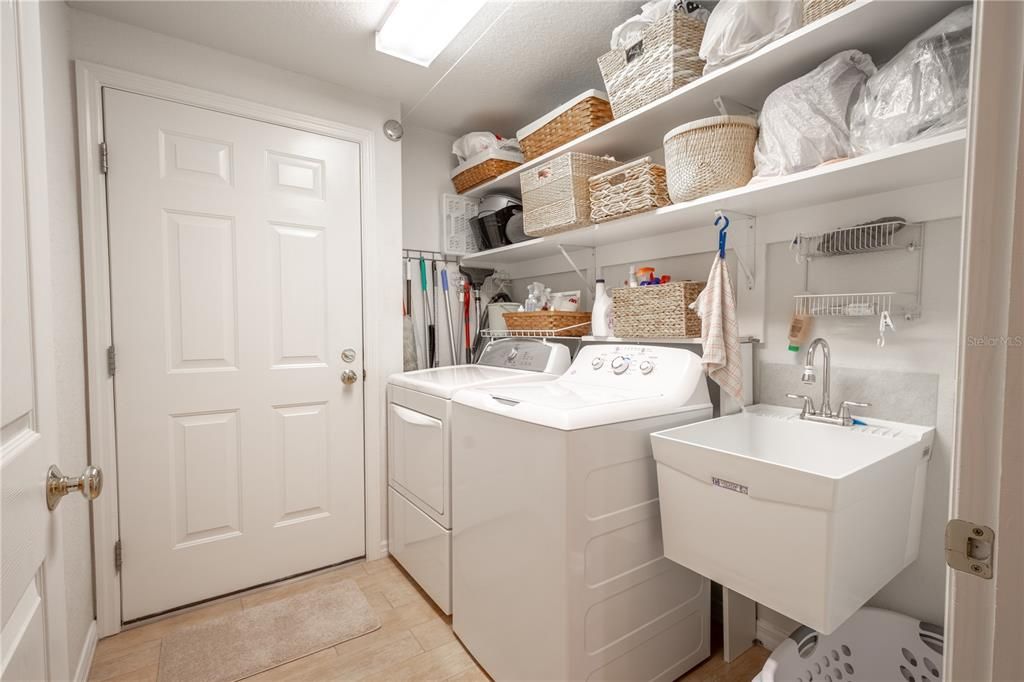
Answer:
[788, 311, 812, 352]
[591, 279, 613, 337]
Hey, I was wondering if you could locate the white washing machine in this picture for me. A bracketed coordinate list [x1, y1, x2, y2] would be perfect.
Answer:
[387, 338, 570, 615]
[451, 344, 714, 681]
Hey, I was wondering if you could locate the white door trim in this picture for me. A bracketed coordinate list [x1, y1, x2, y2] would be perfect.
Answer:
[75, 61, 387, 638]
[944, 1, 1024, 679]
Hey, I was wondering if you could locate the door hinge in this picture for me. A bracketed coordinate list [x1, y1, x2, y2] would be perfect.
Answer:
[114, 540, 122, 573]
[99, 142, 109, 174]
[363, 369, 367, 381]
[945, 519, 994, 579]
[107, 345, 116, 377]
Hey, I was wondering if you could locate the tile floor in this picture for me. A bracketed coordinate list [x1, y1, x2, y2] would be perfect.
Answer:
[88, 557, 770, 681]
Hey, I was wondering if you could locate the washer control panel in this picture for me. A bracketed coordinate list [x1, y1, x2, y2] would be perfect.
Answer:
[562, 344, 705, 393]
[478, 338, 570, 373]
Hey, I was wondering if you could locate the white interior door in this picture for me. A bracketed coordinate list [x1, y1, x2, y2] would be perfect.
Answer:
[1, 0, 71, 678]
[104, 89, 366, 621]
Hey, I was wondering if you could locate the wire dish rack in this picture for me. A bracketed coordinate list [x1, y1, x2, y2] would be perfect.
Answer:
[792, 219, 919, 260]
[481, 323, 591, 339]
[794, 292, 920, 319]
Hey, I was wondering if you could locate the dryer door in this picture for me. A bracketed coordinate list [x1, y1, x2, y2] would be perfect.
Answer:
[388, 387, 449, 526]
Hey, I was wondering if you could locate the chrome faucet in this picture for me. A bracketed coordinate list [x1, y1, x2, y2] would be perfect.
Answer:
[787, 337, 871, 426]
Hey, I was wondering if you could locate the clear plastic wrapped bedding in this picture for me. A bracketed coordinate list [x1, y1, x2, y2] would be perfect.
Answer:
[850, 6, 973, 154]
[753, 50, 876, 179]
[699, 0, 801, 75]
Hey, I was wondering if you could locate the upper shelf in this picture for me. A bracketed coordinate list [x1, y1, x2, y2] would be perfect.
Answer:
[461, 130, 966, 266]
[461, 0, 962, 199]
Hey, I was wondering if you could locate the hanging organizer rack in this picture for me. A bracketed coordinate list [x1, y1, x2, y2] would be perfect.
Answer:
[791, 220, 925, 322]
[402, 248, 460, 264]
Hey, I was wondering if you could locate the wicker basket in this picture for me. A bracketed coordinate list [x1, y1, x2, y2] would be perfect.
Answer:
[518, 91, 614, 162]
[450, 151, 523, 194]
[803, 0, 855, 25]
[663, 115, 758, 203]
[502, 311, 592, 337]
[521, 152, 620, 236]
[588, 157, 671, 223]
[612, 281, 705, 338]
[598, 10, 706, 119]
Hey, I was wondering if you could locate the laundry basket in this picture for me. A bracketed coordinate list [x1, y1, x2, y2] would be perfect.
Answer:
[663, 115, 758, 203]
[754, 607, 944, 682]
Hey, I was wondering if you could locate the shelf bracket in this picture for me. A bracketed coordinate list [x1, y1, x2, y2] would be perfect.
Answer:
[558, 244, 594, 293]
[715, 210, 757, 291]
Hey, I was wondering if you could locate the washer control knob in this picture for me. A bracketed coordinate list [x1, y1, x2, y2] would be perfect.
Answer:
[611, 356, 630, 374]
[591, 356, 604, 370]
[639, 360, 655, 375]
[507, 348, 518, 362]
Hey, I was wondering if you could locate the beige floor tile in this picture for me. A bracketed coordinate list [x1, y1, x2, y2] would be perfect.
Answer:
[411, 618, 457, 651]
[330, 630, 425, 680]
[242, 564, 368, 610]
[445, 663, 491, 682]
[88, 640, 160, 681]
[362, 588, 394, 615]
[244, 647, 338, 682]
[104, 663, 158, 682]
[371, 639, 477, 681]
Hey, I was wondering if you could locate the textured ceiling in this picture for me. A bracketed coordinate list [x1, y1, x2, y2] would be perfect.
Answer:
[69, 0, 644, 137]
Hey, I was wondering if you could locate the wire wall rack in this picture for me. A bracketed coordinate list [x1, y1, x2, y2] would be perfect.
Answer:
[792, 220, 925, 322]
[401, 248, 460, 264]
[481, 322, 591, 339]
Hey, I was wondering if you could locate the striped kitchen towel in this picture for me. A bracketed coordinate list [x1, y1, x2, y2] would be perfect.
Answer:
[690, 254, 743, 403]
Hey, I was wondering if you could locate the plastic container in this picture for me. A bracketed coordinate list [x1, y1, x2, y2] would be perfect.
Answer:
[469, 205, 522, 250]
[754, 607, 944, 682]
[591, 279, 613, 336]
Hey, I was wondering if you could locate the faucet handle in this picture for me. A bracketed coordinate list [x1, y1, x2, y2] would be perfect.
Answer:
[838, 400, 871, 424]
[786, 393, 816, 417]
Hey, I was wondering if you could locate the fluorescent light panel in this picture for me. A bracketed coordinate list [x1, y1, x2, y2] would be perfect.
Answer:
[376, 0, 487, 67]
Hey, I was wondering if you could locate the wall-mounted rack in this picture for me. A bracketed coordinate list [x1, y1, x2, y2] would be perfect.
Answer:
[402, 248, 460, 264]
[792, 220, 925, 322]
[481, 324, 590, 339]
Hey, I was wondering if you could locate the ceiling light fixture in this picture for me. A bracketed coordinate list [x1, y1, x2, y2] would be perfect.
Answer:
[375, 0, 487, 68]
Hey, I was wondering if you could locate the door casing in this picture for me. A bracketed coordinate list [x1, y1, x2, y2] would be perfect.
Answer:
[75, 61, 388, 637]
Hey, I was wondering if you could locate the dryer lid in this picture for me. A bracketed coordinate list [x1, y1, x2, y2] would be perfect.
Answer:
[389, 365, 553, 399]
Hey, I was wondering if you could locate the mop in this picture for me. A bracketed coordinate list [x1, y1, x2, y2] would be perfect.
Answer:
[419, 257, 436, 369]
[441, 268, 458, 364]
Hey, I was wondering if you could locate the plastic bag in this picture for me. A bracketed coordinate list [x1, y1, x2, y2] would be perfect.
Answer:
[610, 0, 709, 50]
[753, 50, 876, 179]
[699, 0, 801, 74]
[452, 133, 521, 164]
[850, 6, 972, 154]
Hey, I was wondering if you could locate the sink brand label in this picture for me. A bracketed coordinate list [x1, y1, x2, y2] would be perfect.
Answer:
[712, 477, 749, 495]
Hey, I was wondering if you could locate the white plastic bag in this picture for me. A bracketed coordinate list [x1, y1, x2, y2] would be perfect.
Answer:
[753, 50, 876, 179]
[699, 0, 801, 74]
[849, 6, 972, 154]
[452, 133, 521, 164]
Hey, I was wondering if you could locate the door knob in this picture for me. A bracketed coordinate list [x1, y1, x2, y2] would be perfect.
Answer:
[46, 464, 103, 510]
[341, 370, 359, 385]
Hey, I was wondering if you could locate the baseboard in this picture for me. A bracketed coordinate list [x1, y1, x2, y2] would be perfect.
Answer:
[74, 620, 98, 682]
[755, 617, 791, 653]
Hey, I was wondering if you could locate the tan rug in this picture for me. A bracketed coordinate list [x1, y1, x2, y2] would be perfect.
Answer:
[157, 579, 381, 682]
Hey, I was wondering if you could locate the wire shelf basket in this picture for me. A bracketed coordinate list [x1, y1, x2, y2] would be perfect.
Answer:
[792, 220, 920, 260]
[481, 323, 591, 339]
[794, 292, 920, 319]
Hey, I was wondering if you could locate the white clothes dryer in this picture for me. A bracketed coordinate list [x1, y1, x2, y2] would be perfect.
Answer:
[451, 344, 714, 681]
[386, 338, 570, 614]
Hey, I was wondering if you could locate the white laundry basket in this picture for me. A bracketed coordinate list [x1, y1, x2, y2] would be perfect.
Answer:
[755, 607, 944, 682]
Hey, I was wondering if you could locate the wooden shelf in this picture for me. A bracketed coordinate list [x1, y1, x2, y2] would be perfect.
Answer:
[461, 131, 967, 266]
[460, 0, 960, 199]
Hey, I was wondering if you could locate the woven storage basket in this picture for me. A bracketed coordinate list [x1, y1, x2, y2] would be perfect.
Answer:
[522, 152, 620, 236]
[588, 157, 671, 223]
[664, 115, 758, 203]
[451, 157, 521, 194]
[612, 281, 705, 338]
[502, 311, 592, 337]
[598, 10, 706, 119]
[802, 0, 855, 25]
[518, 91, 614, 161]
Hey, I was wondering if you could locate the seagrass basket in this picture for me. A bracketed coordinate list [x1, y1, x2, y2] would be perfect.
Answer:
[598, 10, 706, 119]
[518, 91, 613, 161]
[588, 157, 671, 223]
[803, 0, 855, 25]
[521, 152, 620, 236]
[502, 311, 592, 337]
[611, 281, 705, 338]
[451, 156, 522, 194]
[663, 116, 758, 203]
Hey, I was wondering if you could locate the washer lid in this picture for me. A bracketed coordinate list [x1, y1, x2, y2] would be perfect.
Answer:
[388, 365, 555, 399]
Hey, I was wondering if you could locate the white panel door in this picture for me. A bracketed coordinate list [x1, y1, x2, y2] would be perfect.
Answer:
[1, 0, 70, 678]
[104, 89, 365, 620]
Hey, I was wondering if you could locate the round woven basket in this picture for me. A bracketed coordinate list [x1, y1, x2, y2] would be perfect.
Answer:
[663, 115, 759, 203]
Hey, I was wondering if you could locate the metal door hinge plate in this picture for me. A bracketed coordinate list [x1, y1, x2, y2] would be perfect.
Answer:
[107, 345, 116, 377]
[945, 519, 994, 579]
[99, 142, 109, 174]
[114, 539, 122, 572]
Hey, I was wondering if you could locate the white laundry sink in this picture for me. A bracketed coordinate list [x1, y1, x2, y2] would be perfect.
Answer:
[651, 404, 934, 634]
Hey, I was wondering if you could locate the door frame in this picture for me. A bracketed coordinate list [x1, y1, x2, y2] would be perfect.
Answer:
[944, 1, 1024, 678]
[75, 61, 387, 637]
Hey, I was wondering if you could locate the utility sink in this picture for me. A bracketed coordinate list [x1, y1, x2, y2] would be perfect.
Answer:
[651, 404, 934, 634]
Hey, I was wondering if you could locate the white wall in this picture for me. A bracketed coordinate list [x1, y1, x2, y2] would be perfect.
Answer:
[402, 124, 456, 252]
[37, 1, 95, 672]
[64, 4, 404, 630]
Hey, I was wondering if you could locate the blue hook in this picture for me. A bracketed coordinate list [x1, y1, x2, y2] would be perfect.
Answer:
[716, 213, 730, 258]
